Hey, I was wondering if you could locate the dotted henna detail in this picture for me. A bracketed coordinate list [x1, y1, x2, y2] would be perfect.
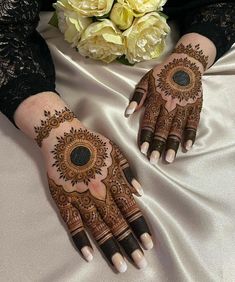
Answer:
[51, 128, 108, 186]
[34, 107, 76, 147]
[173, 43, 209, 71]
[48, 177, 84, 234]
[157, 57, 202, 103]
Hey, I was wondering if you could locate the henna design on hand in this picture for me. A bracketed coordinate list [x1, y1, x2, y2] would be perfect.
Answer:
[173, 43, 209, 71]
[51, 128, 108, 186]
[47, 127, 152, 270]
[157, 58, 202, 103]
[127, 43, 205, 163]
[34, 107, 75, 147]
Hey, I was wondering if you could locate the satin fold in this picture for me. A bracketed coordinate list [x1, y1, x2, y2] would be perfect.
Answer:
[0, 12, 235, 282]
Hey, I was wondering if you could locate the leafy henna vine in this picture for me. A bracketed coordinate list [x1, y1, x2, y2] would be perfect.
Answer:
[51, 128, 108, 186]
[34, 107, 76, 147]
[173, 43, 209, 71]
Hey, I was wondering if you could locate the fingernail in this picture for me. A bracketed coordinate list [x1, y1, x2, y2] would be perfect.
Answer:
[131, 249, 147, 269]
[125, 101, 138, 115]
[140, 233, 153, 250]
[185, 140, 193, 151]
[140, 142, 149, 155]
[111, 253, 127, 273]
[165, 149, 176, 163]
[150, 151, 160, 166]
[131, 179, 144, 196]
[81, 246, 93, 262]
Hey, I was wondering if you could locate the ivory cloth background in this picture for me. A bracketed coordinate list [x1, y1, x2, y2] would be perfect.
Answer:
[0, 12, 235, 282]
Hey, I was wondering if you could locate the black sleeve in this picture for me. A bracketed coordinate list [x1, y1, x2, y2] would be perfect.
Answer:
[164, 1, 235, 61]
[40, 0, 56, 11]
[0, 0, 59, 127]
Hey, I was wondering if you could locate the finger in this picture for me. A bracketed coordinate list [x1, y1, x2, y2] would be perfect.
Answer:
[73, 190, 127, 273]
[112, 143, 143, 196]
[184, 100, 202, 150]
[109, 175, 153, 251]
[165, 107, 188, 163]
[92, 189, 147, 269]
[47, 176, 93, 262]
[149, 108, 176, 164]
[139, 96, 161, 156]
[125, 71, 150, 116]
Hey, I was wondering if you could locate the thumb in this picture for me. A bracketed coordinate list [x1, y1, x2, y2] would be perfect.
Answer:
[125, 71, 150, 116]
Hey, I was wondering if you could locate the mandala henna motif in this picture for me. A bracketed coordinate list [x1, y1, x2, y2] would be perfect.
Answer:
[51, 128, 108, 186]
[157, 57, 202, 103]
[34, 107, 75, 147]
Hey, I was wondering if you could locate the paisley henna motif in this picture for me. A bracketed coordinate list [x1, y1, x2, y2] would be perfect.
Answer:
[34, 107, 75, 147]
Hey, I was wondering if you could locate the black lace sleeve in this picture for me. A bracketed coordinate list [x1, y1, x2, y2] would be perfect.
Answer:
[164, 1, 235, 61]
[0, 0, 59, 126]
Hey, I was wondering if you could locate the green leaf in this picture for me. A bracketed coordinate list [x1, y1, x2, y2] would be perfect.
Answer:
[158, 11, 168, 20]
[48, 12, 59, 28]
[116, 56, 135, 66]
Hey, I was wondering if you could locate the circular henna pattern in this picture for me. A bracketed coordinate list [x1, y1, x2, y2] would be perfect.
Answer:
[157, 57, 202, 103]
[51, 128, 108, 186]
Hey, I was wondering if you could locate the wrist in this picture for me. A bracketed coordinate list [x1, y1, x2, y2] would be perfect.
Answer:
[14, 91, 83, 149]
[171, 33, 217, 72]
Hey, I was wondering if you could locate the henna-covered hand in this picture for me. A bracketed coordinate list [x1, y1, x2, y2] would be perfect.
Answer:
[126, 43, 207, 164]
[35, 110, 153, 273]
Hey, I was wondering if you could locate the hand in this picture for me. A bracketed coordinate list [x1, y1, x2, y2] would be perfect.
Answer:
[126, 45, 205, 164]
[38, 114, 153, 273]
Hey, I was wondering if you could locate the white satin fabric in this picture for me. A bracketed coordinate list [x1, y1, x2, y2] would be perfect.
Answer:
[0, 12, 235, 282]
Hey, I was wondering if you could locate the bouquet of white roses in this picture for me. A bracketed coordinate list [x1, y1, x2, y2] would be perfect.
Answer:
[49, 0, 170, 64]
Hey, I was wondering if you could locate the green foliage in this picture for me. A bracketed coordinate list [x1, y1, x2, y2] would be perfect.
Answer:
[116, 56, 135, 66]
[48, 12, 59, 28]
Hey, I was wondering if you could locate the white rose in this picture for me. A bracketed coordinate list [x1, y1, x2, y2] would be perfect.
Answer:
[78, 20, 125, 63]
[68, 0, 114, 17]
[117, 0, 167, 14]
[53, 0, 92, 46]
[123, 12, 170, 64]
[110, 3, 134, 30]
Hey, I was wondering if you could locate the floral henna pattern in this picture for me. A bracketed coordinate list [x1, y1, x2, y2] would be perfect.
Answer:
[51, 128, 108, 186]
[173, 43, 209, 71]
[34, 107, 75, 147]
[47, 128, 152, 265]
[48, 176, 84, 235]
[127, 43, 207, 160]
[157, 57, 202, 105]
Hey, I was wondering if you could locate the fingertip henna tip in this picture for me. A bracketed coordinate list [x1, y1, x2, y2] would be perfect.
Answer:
[150, 151, 160, 166]
[81, 246, 93, 262]
[131, 179, 144, 196]
[111, 253, 127, 273]
[140, 233, 154, 250]
[140, 142, 149, 155]
[185, 140, 193, 151]
[131, 249, 148, 269]
[165, 149, 176, 163]
[125, 101, 138, 116]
